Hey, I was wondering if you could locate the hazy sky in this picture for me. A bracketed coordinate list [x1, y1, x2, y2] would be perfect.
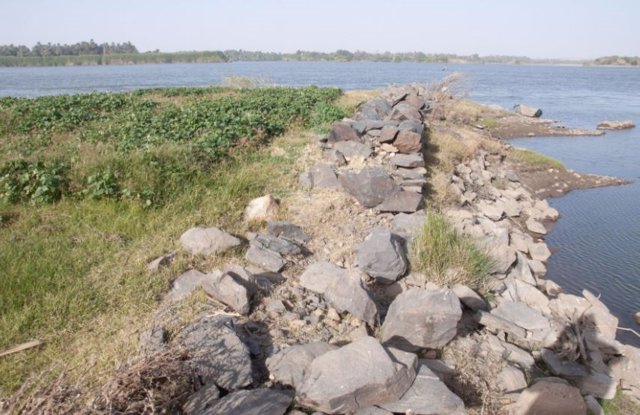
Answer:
[1, 0, 638, 59]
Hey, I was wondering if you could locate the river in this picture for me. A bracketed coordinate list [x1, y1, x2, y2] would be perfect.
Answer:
[1, 61, 639, 345]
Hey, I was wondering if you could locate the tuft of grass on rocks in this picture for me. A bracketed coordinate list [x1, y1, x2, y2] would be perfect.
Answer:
[600, 390, 640, 415]
[409, 210, 492, 289]
[510, 148, 565, 170]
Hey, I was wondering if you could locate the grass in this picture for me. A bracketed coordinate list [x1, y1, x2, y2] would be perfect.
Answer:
[478, 118, 499, 129]
[600, 390, 640, 415]
[510, 148, 565, 170]
[409, 210, 492, 289]
[0, 86, 347, 397]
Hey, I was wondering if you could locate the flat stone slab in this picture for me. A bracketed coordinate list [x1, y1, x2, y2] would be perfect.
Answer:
[334, 141, 373, 159]
[310, 163, 340, 189]
[180, 227, 241, 256]
[245, 244, 287, 272]
[267, 221, 310, 243]
[379, 363, 465, 415]
[393, 130, 423, 153]
[183, 384, 220, 415]
[378, 191, 424, 213]
[390, 153, 425, 168]
[512, 377, 587, 415]
[296, 336, 417, 413]
[381, 288, 462, 351]
[207, 388, 293, 415]
[165, 269, 210, 302]
[339, 167, 400, 208]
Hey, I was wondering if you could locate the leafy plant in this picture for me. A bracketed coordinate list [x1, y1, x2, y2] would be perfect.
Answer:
[84, 170, 120, 200]
[0, 159, 68, 204]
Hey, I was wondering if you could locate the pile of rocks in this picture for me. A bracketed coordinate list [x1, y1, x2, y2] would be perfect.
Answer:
[139, 85, 640, 414]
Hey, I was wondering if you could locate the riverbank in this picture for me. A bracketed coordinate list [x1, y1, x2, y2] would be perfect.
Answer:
[2, 84, 639, 414]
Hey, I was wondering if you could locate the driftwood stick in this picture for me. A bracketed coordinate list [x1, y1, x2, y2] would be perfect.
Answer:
[0, 340, 43, 358]
[617, 326, 640, 339]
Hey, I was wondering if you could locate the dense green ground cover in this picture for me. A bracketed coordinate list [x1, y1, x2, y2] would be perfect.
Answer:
[0, 86, 346, 395]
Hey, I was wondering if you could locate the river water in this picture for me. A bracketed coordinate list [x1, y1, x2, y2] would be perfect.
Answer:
[1, 61, 639, 344]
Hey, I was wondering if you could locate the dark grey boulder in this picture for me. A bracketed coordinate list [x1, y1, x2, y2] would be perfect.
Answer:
[356, 228, 408, 284]
[245, 244, 287, 272]
[180, 227, 241, 256]
[310, 163, 340, 189]
[356, 99, 392, 120]
[389, 102, 423, 122]
[381, 288, 462, 351]
[398, 120, 425, 135]
[183, 384, 220, 415]
[394, 130, 423, 154]
[178, 316, 252, 390]
[296, 336, 417, 414]
[266, 342, 337, 388]
[378, 191, 424, 213]
[328, 122, 360, 142]
[165, 269, 210, 302]
[339, 167, 400, 208]
[363, 119, 386, 131]
[379, 362, 465, 415]
[379, 126, 399, 143]
[322, 148, 347, 166]
[390, 153, 425, 168]
[334, 141, 373, 159]
[267, 221, 311, 244]
[251, 234, 302, 256]
[206, 388, 293, 415]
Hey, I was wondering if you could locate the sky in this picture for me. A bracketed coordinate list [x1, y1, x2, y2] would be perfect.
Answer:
[0, 0, 638, 59]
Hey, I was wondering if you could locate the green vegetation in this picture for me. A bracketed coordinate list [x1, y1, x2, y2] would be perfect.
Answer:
[478, 118, 499, 129]
[410, 210, 492, 289]
[0, 86, 346, 395]
[593, 55, 640, 66]
[510, 148, 565, 170]
[600, 390, 640, 414]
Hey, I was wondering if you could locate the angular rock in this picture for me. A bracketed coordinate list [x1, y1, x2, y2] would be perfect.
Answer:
[356, 228, 408, 283]
[180, 227, 241, 256]
[477, 200, 504, 221]
[379, 362, 465, 415]
[252, 234, 302, 256]
[398, 119, 425, 135]
[526, 217, 547, 234]
[609, 345, 640, 403]
[584, 395, 604, 415]
[508, 252, 537, 285]
[389, 102, 422, 122]
[452, 284, 488, 311]
[266, 342, 337, 388]
[488, 244, 517, 274]
[296, 336, 417, 413]
[491, 302, 555, 347]
[299, 261, 344, 294]
[393, 130, 423, 153]
[378, 191, 424, 213]
[310, 163, 340, 189]
[403, 93, 426, 110]
[514, 104, 543, 118]
[323, 148, 347, 166]
[328, 122, 360, 142]
[179, 316, 252, 390]
[502, 279, 550, 315]
[582, 289, 619, 340]
[183, 384, 220, 415]
[378, 126, 399, 143]
[510, 231, 532, 254]
[207, 388, 293, 415]
[576, 372, 617, 399]
[356, 99, 392, 121]
[334, 140, 373, 159]
[245, 245, 287, 272]
[381, 288, 462, 351]
[267, 221, 311, 244]
[392, 211, 425, 236]
[202, 271, 252, 315]
[390, 153, 425, 168]
[244, 194, 279, 222]
[513, 378, 587, 415]
[354, 407, 393, 415]
[529, 259, 547, 277]
[165, 269, 209, 302]
[147, 251, 176, 273]
[530, 242, 552, 262]
[339, 167, 400, 208]
[496, 365, 528, 392]
[540, 348, 589, 378]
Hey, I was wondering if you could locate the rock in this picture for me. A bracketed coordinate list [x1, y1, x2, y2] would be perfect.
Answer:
[395, 166, 427, 180]
[403, 93, 427, 110]
[202, 271, 252, 315]
[207, 388, 293, 415]
[379, 362, 465, 415]
[484, 334, 535, 369]
[299, 262, 378, 325]
[328, 122, 360, 142]
[183, 384, 220, 415]
[381, 288, 462, 351]
[179, 316, 252, 390]
[526, 217, 547, 234]
[540, 348, 589, 378]
[299, 171, 313, 189]
[146, 251, 176, 273]
[310, 163, 340, 189]
[635, 311, 640, 325]
[514, 104, 543, 118]
[393, 130, 423, 153]
[508, 231, 530, 254]
[609, 345, 640, 403]
[378, 126, 399, 143]
[323, 148, 347, 166]
[544, 279, 562, 296]
[266, 342, 337, 388]
[378, 191, 424, 213]
[508, 252, 537, 285]
[491, 302, 555, 347]
[252, 234, 301, 256]
[357, 99, 392, 120]
[388, 102, 422, 122]
[452, 284, 488, 311]
[296, 336, 417, 413]
[530, 242, 552, 262]
[267, 221, 311, 244]
[529, 259, 547, 277]
[139, 324, 167, 355]
[245, 244, 287, 272]
[512, 377, 587, 415]
[244, 194, 279, 222]
[165, 269, 209, 302]
[339, 167, 400, 208]
[353, 407, 393, 415]
[582, 289, 619, 340]
[380, 143, 398, 153]
[356, 228, 408, 283]
[597, 120, 635, 130]
[180, 227, 241, 256]
[496, 365, 528, 392]
[584, 395, 604, 415]
[576, 371, 617, 399]
[390, 153, 425, 168]
[334, 141, 373, 159]
[392, 211, 425, 235]
[488, 244, 517, 274]
[398, 119, 425, 135]
[502, 279, 550, 315]
[477, 200, 504, 221]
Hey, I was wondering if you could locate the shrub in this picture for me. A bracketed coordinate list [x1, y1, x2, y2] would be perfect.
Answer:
[0, 159, 68, 204]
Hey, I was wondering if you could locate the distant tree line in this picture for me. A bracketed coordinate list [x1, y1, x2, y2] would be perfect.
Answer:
[593, 56, 639, 66]
[0, 40, 138, 57]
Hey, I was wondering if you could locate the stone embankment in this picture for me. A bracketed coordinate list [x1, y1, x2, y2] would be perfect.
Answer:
[134, 85, 639, 414]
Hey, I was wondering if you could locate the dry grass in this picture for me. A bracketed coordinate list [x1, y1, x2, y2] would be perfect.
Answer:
[509, 148, 565, 170]
[336, 89, 379, 114]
